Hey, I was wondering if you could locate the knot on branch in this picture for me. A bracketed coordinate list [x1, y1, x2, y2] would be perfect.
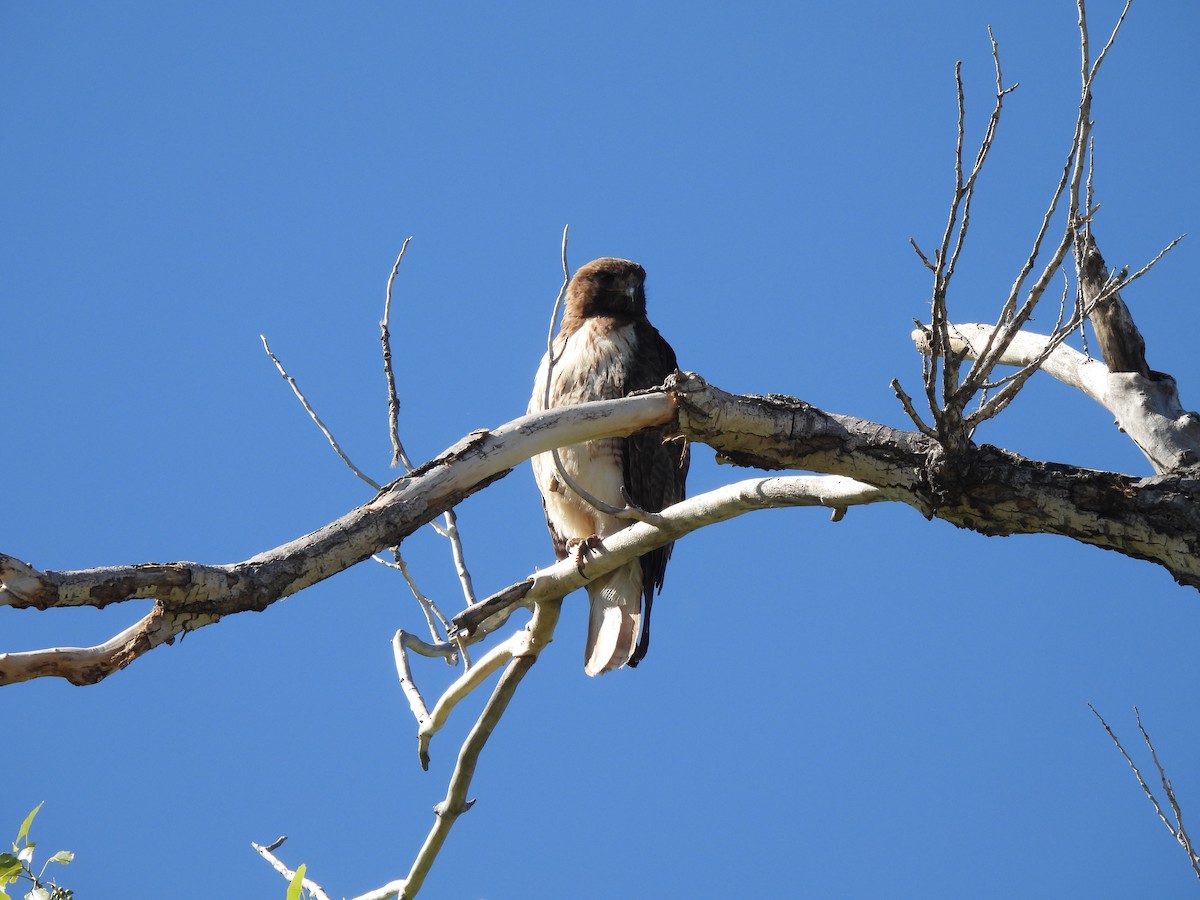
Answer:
[433, 798, 476, 818]
[917, 442, 979, 517]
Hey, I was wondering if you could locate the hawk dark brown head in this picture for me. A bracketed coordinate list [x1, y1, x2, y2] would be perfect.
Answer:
[566, 257, 648, 321]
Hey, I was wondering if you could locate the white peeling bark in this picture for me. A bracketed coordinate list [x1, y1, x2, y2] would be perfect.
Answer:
[912, 323, 1200, 473]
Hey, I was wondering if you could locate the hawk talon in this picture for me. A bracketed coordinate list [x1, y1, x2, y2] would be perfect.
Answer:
[566, 535, 604, 576]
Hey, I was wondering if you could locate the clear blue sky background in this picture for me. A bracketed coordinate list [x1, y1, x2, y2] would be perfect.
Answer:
[4, 2, 1199, 898]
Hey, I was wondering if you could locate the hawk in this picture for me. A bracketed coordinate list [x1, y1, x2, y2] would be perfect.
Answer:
[528, 257, 689, 676]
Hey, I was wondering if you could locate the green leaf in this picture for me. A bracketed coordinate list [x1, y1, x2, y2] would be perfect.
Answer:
[0, 853, 21, 880]
[285, 863, 306, 900]
[16, 847, 32, 866]
[27, 887, 50, 900]
[46, 853, 71, 868]
[16, 805, 42, 846]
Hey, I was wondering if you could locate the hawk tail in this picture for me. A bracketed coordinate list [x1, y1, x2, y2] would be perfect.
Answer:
[627, 592, 653, 668]
[583, 563, 643, 676]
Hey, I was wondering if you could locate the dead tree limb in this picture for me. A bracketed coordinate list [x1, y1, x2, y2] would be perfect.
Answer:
[673, 373, 1200, 587]
[0, 393, 676, 685]
[8, 369, 1200, 688]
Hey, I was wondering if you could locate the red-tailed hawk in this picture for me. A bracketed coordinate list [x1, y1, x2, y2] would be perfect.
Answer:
[528, 257, 689, 676]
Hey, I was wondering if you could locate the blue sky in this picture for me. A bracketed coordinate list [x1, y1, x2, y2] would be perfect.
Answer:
[4, 1, 1200, 897]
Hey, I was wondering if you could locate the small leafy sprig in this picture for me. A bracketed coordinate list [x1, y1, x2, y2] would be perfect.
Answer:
[0, 804, 73, 900]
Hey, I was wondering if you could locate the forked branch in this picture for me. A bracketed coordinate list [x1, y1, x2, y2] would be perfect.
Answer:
[381, 471, 888, 900]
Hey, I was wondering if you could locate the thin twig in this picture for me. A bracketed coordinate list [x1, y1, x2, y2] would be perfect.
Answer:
[1120, 234, 1186, 288]
[945, 29, 1019, 297]
[890, 378, 937, 437]
[382, 237, 414, 470]
[375, 552, 453, 648]
[376, 244, 477, 602]
[1136, 707, 1200, 877]
[908, 238, 936, 273]
[537, 225, 573, 475]
[262, 335, 382, 490]
[392, 630, 436, 732]
[1087, 0, 1132, 83]
[253, 837, 333, 900]
[1090, 705, 1177, 836]
[439, 510, 477, 607]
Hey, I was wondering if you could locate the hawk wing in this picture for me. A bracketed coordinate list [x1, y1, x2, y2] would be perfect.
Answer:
[621, 318, 689, 666]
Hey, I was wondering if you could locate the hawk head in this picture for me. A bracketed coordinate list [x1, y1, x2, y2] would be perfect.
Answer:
[567, 257, 647, 320]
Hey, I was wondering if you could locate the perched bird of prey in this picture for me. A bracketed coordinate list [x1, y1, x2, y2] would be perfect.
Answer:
[528, 257, 689, 676]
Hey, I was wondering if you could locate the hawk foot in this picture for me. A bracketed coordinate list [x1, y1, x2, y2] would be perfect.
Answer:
[565, 535, 604, 576]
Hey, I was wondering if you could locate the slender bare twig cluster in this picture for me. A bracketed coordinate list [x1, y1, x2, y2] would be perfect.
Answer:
[253, 243, 520, 895]
[1090, 706, 1200, 880]
[896, 1, 1177, 457]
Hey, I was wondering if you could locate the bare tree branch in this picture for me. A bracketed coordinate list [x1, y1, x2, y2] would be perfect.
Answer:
[378, 600, 562, 900]
[0, 392, 678, 685]
[452, 472, 889, 642]
[952, 0, 1133, 433]
[673, 373, 1200, 585]
[252, 838, 333, 900]
[10, 363, 1200, 687]
[901, 27, 1018, 449]
[9, 359, 1200, 689]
